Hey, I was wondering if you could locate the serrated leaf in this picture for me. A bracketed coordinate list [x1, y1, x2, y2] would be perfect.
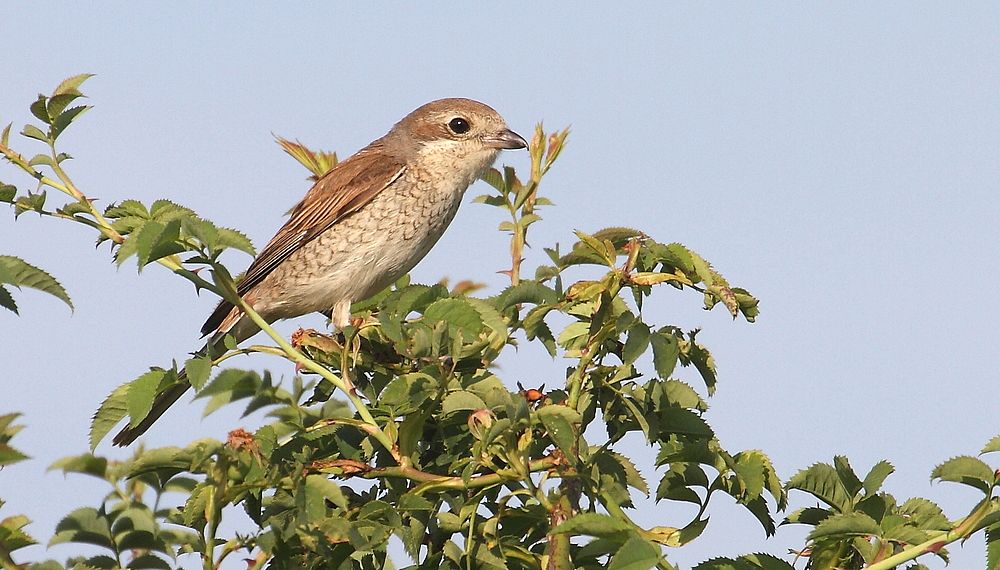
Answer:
[90, 383, 130, 450]
[21, 123, 49, 143]
[480, 167, 505, 192]
[787, 462, 852, 512]
[621, 322, 650, 365]
[607, 535, 661, 570]
[423, 298, 484, 337]
[30, 95, 49, 123]
[306, 474, 348, 510]
[833, 455, 863, 497]
[49, 507, 113, 549]
[808, 512, 881, 541]
[551, 512, 632, 538]
[216, 227, 256, 255]
[183, 484, 210, 527]
[440, 391, 487, 416]
[48, 454, 108, 480]
[53, 73, 95, 97]
[0, 182, 17, 203]
[931, 456, 995, 493]
[861, 460, 894, 496]
[50, 105, 91, 140]
[610, 450, 649, 495]
[537, 405, 581, 461]
[658, 408, 714, 438]
[126, 369, 170, 428]
[0, 255, 73, 310]
[982, 434, 1000, 455]
[987, 524, 1000, 570]
[492, 280, 559, 308]
[379, 372, 437, 414]
[0, 285, 16, 314]
[650, 331, 679, 379]
[134, 219, 183, 269]
[105, 199, 149, 218]
[47, 93, 82, 119]
[734, 451, 767, 501]
[184, 356, 212, 392]
[0, 513, 36, 552]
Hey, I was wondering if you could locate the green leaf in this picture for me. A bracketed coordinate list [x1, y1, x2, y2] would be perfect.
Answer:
[537, 405, 582, 461]
[21, 123, 49, 143]
[861, 460, 894, 496]
[621, 322, 650, 365]
[53, 73, 95, 97]
[48, 454, 108, 480]
[90, 382, 130, 450]
[492, 280, 559, 308]
[424, 298, 484, 338]
[0, 255, 73, 311]
[592, 226, 645, 246]
[987, 524, 1000, 570]
[609, 450, 649, 495]
[551, 512, 632, 538]
[807, 512, 882, 541]
[783, 506, 832, 526]
[931, 455, 995, 493]
[305, 474, 348, 517]
[379, 373, 437, 414]
[50, 105, 91, 140]
[833, 455, 863, 497]
[694, 553, 794, 570]
[0, 413, 29, 466]
[607, 535, 661, 570]
[981, 434, 1000, 455]
[125, 369, 169, 428]
[216, 227, 256, 255]
[0, 285, 15, 313]
[734, 451, 767, 501]
[0, 513, 36, 554]
[0, 182, 17, 203]
[657, 408, 714, 438]
[184, 356, 213, 392]
[650, 331, 679, 379]
[105, 199, 149, 218]
[787, 462, 852, 512]
[29, 95, 49, 123]
[47, 93, 82, 119]
[134, 219, 184, 269]
[440, 391, 487, 416]
[49, 507, 114, 550]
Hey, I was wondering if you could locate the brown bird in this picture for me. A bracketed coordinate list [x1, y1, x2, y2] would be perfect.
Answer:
[112, 99, 527, 446]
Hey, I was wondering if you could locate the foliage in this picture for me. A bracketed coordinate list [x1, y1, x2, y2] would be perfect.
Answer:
[2, 75, 998, 570]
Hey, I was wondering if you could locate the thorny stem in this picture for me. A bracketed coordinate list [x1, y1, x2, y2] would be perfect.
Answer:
[865, 498, 997, 570]
[232, 295, 399, 461]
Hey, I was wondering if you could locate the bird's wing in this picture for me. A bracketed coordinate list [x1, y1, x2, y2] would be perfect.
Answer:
[200, 141, 407, 336]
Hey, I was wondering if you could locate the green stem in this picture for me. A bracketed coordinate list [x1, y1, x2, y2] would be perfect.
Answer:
[406, 456, 559, 495]
[232, 296, 397, 459]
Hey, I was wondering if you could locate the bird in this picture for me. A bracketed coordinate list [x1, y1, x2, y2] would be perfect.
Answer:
[112, 98, 527, 446]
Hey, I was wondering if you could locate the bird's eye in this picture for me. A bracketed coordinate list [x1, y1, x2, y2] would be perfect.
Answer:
[448, 117, 470, 134]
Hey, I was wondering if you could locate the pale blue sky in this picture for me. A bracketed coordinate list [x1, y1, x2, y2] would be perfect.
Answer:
[2, 4, 998, 569]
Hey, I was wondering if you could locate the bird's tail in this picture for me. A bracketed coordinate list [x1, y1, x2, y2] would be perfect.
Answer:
[112, 377, 192, 446]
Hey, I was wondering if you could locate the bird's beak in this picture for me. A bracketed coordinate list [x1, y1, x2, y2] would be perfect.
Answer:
[484, 128, 528, 150]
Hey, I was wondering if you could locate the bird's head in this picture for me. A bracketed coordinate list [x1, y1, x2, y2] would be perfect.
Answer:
[388, 98, 527, 183]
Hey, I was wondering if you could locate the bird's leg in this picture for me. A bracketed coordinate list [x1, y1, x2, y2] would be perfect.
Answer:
[330, 298, 357, 394]
[331, 298, 353, 329]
